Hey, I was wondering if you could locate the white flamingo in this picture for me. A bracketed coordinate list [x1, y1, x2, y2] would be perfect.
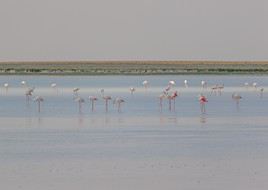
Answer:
[252, 82, 257, 90]
[142, 80, 149, 89]
[3, 83, 9, 93]
[21, 81, 27, 88]
[50, 83, 58, 94]
[244, 82, 249, 88]
[201, 80, 207, 88]
[169, 80, 176, 86]
[129, 87, 136, 95]
[184, 80, 188, 88]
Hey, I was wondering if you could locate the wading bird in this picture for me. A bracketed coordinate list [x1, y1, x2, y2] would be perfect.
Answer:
[260, 88, 264, 98]
[89, 96, 98, 111]
[113, 97, 125, 112]
[21, 81, 27, 87]
[199, 94, 208, 113]
[33, 96, 44, 113]
[159, 93, 166, 111]
[201, 80, 207, 88]
[167, 91, 179, 111]
[184, 80, 188, 88]
[129, 87, 136, 95]
[3, 83, 9, 93]
[74, 97, 85, 113]
[73, 87, 80, 98]
[142, 80, 149, 89]
[100, 89, 112, 112]
[50, 83, 58, 94]
[25, 87, 35, 101]
[232, 93, 242, 110]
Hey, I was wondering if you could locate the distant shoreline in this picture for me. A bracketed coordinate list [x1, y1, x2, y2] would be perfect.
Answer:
[0, 61, 268, 75]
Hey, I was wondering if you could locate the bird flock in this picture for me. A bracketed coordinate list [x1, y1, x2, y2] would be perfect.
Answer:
[1, 79, 265, 114]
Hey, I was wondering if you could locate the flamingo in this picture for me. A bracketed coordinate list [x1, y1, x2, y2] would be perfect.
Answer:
[129, 87, 136, 95]
[73, 87, 80, 98]
[169, 80, 176, 86]
[184, 80, 188, 88]
[50, 83, 58, 94]
[199, 94, 208, 113]
[33, 96, 44, 113]
[232, 93, 242, 110]
[3, 83, 9, 93]
[25, 87, 35, 101]
[260, 88, 264, 98]
[113, 97, 125, 112]
[244, 82, 249, 88]
[142, 80, 149, 89]
[201, 80, 207, 88]
[21, 80, 27, 88]
[217, 84, 224, 95]
[159, 93, 166, 111]
[100, 89, 112, 112]
[252, 82, 257, 90]
[89, 96, 98, 111]
[74, 97, 85, 113]
[165, 84, 172, 92]
[211, 85, 218, 95]
[167, 91, 178, 111]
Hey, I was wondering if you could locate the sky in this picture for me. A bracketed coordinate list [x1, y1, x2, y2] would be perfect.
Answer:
[0, 0, 267, 61]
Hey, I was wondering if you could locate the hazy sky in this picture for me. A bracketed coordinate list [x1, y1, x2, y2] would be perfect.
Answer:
[0, 0, 267, 61]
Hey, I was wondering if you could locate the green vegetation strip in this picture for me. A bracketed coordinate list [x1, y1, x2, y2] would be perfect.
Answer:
[0, 61, 268, 75]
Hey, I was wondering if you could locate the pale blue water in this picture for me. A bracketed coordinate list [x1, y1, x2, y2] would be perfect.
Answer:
[0, 75, 267, 118]
[0, 75, 268, 162]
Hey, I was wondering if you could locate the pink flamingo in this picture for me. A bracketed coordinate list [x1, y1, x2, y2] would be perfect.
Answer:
[89, 96, 98, 111]
[100, 89, 112, 112]
[199, 94, 208, 113]
[113, 97, 125, 112]
[166, 91, 178, 111]
[33, 96, 44, 113]
[74, 97, 85, 113]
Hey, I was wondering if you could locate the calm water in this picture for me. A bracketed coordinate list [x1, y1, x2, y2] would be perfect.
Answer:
[0, 75, 268, 160]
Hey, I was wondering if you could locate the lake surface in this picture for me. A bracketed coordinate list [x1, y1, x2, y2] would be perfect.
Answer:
[0, 75, 268, 190]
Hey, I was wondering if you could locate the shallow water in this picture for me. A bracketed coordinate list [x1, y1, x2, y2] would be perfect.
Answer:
[0, 75, 268, 190]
